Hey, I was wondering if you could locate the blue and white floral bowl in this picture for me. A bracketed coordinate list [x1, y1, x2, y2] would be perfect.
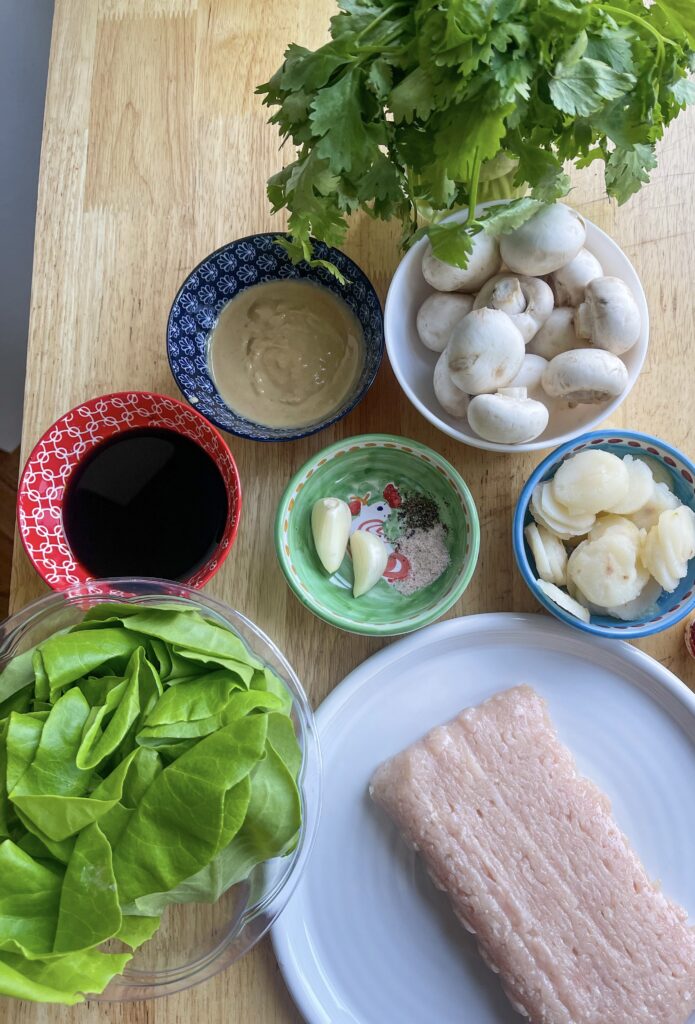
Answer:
[513, 430, 695, 640]
[167, 234, 384, 441]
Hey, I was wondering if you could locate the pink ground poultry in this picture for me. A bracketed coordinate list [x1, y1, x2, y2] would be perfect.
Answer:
[370, 685, 695, 1024]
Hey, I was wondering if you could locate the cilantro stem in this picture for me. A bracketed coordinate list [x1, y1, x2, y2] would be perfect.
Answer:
[465, 149, 482, 227]
[601, 4, 677, 62]
[354, 2, 408, 44]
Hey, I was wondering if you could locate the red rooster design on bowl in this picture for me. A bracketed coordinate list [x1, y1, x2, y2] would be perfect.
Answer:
[347, 483, 410, 583]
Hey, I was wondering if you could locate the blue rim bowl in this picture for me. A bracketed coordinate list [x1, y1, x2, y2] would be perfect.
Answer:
[513, 430, 695, 639]
[167, 234, 384, 441]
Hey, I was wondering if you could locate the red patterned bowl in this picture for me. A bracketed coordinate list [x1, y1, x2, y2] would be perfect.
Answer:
[17, 391, 241, 590]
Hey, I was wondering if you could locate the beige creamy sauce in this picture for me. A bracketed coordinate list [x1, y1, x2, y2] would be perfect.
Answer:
[208, 280, 365, 428]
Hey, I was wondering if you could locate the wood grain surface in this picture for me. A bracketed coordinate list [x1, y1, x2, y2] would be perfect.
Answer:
[8, 0, 695, 1020]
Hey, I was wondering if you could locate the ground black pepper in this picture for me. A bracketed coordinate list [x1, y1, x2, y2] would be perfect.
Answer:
[399, 493, 440, 533]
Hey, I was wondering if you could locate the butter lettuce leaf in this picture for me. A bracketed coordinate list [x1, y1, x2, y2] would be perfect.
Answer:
[0, 604, 301, 1003]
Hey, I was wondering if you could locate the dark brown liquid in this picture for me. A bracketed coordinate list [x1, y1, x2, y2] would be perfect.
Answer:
[63, 428, 228, 580]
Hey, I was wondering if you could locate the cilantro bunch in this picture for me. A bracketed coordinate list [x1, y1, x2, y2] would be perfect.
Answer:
[258, 0, 694, 275]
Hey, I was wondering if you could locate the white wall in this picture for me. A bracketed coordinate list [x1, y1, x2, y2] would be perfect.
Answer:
[0, 0, 54, 451]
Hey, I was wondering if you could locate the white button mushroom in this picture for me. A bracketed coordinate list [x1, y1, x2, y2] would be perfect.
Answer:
[507, 353, 548, 394]
[526, 307, 582, 360]
[447, 308, 525, 395]
[549, 248, 603, 306]
[473, 274, 554, 343]
[421, 232, 501, 292]
[541, 348, 629, 405]
[416, 292, 475, 352]
[499, 204, 586, 276]
[575, 276, 641, 355]
[467, 387, 549, 444]
[433, 350, 470, 418]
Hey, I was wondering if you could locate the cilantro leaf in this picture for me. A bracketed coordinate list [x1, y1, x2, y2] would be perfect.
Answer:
[605, 143, 658, 204]
[433, 100, 514, 181]
[310, 69, 385, 174]
[670, 77, 695, 105]
[585, 28, 635, 75]
[389, 67, 438, 124]
[550, 57, 635, 116]
[427, 220, 474, 268]
[481, 198, 548, 235]
[653, 0, 695, 48]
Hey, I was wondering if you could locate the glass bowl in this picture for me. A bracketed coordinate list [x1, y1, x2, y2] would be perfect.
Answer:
[0, 579, 321, 1001]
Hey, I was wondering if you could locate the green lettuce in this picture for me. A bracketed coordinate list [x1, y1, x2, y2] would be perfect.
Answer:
[0, 606, 302, 1003]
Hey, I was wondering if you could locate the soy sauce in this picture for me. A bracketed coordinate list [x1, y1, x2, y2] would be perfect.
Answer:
[63, 428, 228, 580]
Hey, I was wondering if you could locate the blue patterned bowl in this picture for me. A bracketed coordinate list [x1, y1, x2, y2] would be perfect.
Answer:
[513, 430, 695, 639]
[167, 234, 384, 441]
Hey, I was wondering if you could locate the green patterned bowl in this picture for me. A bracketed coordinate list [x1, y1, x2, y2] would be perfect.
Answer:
[275, 434, 480, 636]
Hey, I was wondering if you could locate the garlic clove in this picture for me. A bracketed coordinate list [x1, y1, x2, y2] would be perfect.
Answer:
[350, 530, 389, 597]
[311, 497, 352, 574]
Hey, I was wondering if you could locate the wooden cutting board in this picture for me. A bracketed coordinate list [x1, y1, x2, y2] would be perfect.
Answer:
[9, 1, 695, 1021]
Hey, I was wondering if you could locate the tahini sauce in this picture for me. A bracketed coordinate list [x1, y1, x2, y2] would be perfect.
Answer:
[208, 280, 365, 428]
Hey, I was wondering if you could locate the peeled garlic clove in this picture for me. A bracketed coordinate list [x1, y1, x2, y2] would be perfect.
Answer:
[608, 455, 654, 515]
[552, 450, 629, 514]
[525, 522, 568, 586]
[567, 533, 649, 607]
[350, 530, 388, 598]
[589, 514, 643, 546]
[536, 579, 591, 623]
[311, 498, 352, 573]
[540, 481, 595, 535]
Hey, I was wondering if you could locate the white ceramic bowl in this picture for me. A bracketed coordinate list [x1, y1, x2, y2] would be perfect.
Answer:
[384, 204, 649, 453]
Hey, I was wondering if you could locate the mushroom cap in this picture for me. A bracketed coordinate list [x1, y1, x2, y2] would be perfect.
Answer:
[416, 292, 475, 352]
[433, 349, 470, 417]
[499, 204, 586, 276]
[550, 247, 603, 306]
[507, 353, 548, 393]
[527, 307, 582, 360]
[575, 276, 641, 355]
[421, 231, 501, 292]
[467, 391, 549, 444]
[447, 307, 525, 395]
[473, 273, 554, 343]
[542, 348, 629, 404]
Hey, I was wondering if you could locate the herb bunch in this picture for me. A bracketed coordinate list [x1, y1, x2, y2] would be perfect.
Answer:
[258, 0, 694, 275]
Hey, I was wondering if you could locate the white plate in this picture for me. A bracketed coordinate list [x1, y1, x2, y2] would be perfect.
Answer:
[273, 613, 695, 1024]
[384, 204, 649, 452]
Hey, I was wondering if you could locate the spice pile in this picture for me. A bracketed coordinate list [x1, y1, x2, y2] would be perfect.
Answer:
[385, 493, 450, 596]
